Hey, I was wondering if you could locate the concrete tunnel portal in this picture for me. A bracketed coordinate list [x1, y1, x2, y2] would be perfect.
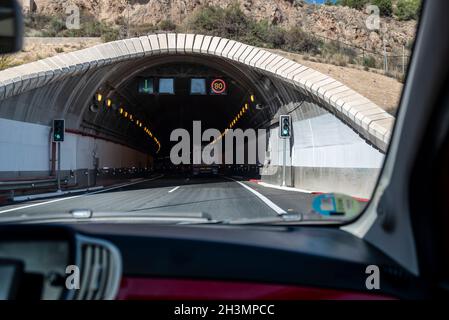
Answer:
[0, 33, 395, 198]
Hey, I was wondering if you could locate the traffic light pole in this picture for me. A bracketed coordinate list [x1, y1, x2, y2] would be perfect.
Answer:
[282, 138, 286, 187]
[57, 141, 61, 192]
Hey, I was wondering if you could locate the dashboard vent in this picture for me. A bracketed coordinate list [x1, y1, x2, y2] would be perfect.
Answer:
[67, 235, 122, 300]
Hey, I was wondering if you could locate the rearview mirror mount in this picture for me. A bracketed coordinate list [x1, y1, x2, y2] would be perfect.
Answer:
[0, 0, 23, 54]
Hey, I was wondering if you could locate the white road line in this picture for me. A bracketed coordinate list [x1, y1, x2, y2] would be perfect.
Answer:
[0, 195, 84, 215]
[0, 174, 164, 215]
[168, 186, 180, 193]
[226, 177, 286, 215]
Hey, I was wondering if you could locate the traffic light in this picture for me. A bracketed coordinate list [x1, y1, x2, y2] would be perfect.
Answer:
[279, 115, 291, 138]
[53, 119, 65, 142]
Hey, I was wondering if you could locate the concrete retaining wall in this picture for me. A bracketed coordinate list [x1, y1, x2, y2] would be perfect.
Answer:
[261, 102, 384, 199]
[0, 118, 150, 179]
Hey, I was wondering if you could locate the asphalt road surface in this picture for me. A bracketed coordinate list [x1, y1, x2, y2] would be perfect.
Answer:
[0, 175, 315, 222]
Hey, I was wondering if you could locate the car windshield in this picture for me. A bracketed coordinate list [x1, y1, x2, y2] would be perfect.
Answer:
[0, 0, 421, 224]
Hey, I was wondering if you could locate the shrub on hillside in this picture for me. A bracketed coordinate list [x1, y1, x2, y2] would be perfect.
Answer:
[363, 55, 377, 68]
[158, 20, 177, 31]
[188, 5, 228, 36]
[395, 0, 421, 20]
[336, 0, 392, 16]
[372, 0, 393, 17]
[335, 0, 368, 10]
[247, 20, 286, 48]
[283, 27, 321, 55]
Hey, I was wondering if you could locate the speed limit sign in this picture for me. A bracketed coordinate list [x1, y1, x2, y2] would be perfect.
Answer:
[211, 79, 227, 95]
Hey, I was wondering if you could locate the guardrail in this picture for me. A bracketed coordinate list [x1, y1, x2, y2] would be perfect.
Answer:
[0, 178, 68, 191]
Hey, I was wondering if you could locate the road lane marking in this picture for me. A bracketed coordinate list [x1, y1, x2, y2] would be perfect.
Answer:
[226, 177, 286, 215]
[168, 186, 180, 193]
[0, 174, 164, 215]
[0, 195, 84, 215]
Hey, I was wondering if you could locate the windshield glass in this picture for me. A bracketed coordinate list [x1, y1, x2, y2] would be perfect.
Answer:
[0, 0, 421, 224]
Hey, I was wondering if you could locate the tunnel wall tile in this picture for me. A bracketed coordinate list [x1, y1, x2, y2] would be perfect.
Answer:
[243, 47, 259, 65]
[248, 49, 264, 66]
[207, 37, 221, 55]
[228, 42, 242, 60]
[317, 81, 343, 99]
[273, 58, 291, 74]
[200, 35, 212, 54]
[264, 55, 283, 73]
[237, 45, 252, 63]
[221, 40, 237, 57]
[157, 34, 169, 53]
[276, 60, 296, 76]
[148, 35, 160, 54]
[193, 34, 204, 53]
[176, 33, 186, 54]
[123, 39, 139, 58]
[253, 51, 271, 68]
[184, 34, 195, 53]
[234, 43, 248, 60]
[214, 38, 228, 56]
[139, 36, 152, 55]
[167, 33, 177, 53]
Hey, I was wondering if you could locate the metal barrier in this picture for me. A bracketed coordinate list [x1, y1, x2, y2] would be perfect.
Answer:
[0, 178, 68, 191]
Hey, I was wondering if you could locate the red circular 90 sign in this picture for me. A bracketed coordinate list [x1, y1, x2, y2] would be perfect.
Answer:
[211, 79, 226, 94]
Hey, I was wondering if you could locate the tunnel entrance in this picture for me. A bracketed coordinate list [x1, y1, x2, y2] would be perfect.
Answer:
[0, 33, 393, 199]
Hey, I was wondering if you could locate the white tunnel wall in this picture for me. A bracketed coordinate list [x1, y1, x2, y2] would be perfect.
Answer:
[0, 118, 50, 174]
[0, 118, 149, 178]
[264, 110, 384, 199]
[291, 113, 384, 168]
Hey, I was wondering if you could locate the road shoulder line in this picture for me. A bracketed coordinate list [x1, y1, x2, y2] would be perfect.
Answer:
[0, 175, 164, 215]
[168, 186, 180, 193]
[226, 177, 286, 215]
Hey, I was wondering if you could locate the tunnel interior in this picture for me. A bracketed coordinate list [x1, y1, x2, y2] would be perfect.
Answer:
[83, 54, 301, 159]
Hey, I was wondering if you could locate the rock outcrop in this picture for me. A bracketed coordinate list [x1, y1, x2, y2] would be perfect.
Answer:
[21, 0, 417, 54]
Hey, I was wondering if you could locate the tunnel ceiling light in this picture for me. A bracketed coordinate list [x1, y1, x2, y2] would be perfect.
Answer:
[245, 104, 248, 110]
[250, 95, 255, 103]
[106, 99, 112, 108]
[96, 93, 103, 102]
[114, 106, 161, 156]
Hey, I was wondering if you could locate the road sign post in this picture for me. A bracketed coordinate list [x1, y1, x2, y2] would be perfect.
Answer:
[282, 138, 287, 186]
[57, 142, 61, 191]
[53, 119, 65, 192]
[279, 115, 291, 187]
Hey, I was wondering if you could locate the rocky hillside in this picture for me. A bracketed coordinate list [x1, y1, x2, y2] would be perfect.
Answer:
[22, 0, 417, 54]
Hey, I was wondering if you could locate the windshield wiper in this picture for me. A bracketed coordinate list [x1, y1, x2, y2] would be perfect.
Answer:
[0, 209, 215, 224]
[220, 213, 304, 225]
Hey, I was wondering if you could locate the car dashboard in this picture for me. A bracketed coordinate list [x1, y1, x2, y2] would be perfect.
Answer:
[0, 223, 418, 300]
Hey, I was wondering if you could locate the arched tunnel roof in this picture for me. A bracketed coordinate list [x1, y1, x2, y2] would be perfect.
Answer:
[0, 33, 394, 152]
